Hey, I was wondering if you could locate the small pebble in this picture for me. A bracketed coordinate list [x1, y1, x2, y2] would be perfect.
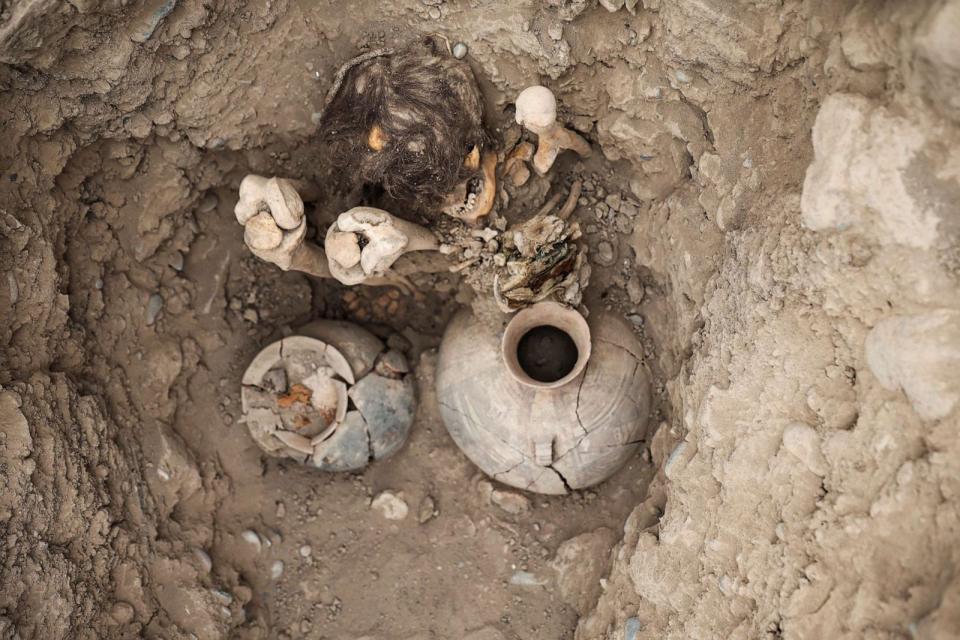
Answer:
[627, 275, 645, 305]
[491, 489, 530, 515]
[276, 501, 286, 519]
[299, 545, 312, 558]
[145, 293, 163, 325]
[509, 571, 547, 587]
[193, 548, 213, 574]
[595, 241, 616, 266]
[615, 213, 633, 234]
[240, 530, 262, 552]
[375, 349, 410, 377]
[242, 308, 259, 324]
[371, 491, 409, 520]
[168, 251, 184, 271]
[110, 601, 135, 624]
[271, 560, 285, 580]
[547, 23, 563, 40]
[387, 333, 412, 352]
[418, 495, 437, 524]
[624, 617, 642, 640]
[452, 43, 468, 59]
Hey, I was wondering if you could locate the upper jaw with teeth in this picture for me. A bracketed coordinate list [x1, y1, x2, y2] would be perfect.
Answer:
[441, 151, 497, 224]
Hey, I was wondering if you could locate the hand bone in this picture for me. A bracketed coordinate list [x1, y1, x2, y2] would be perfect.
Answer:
[235, 175, 304, 229]
[325, 207, 439, 286]
[515, 85, 592, 175]
[234, 175, 330, 276]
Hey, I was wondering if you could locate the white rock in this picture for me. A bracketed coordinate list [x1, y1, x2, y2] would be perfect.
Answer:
[781, 423, 828, 476]
[193, 549, 213, 574]
[371, 491, 409, 520]
[801, 94, 952, 249]
[240, 530, 262, 552]
[271, 560, 284, 579]
[865, 310, 960, 420]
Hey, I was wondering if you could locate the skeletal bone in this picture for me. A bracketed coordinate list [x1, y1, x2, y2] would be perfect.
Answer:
[235, 175, 440, 288]
[441, 151, 498, 225]
[234, 174, 332, 277]
[235, 175, 304, 229]
[324, 206, 439, 286]
[515, 85, 592, 175]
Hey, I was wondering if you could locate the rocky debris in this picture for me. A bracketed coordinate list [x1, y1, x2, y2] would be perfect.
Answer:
[240, 530, 263, 552]
[623, 616, 642, 640]
[509, 571, 548, 587]
[417, 495, 438, 524]
[110, 602, 135, 625]
[489, 488, 530, 515]
[550, 528, 618, 614]
[801, 93, 958, 250]
[626, 275, 645, 305]
[146, 293, 164, 325]
[865, 310, 960, 420]
[371, 491, 409, 521]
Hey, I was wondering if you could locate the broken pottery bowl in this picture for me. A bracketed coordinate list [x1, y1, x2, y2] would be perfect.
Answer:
[241, 320, 415, 471]
[436, 301, 650, 494]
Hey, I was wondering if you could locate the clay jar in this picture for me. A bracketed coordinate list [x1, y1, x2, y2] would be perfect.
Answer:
[436, 301, 651, 494]
[241, 320, 415, 471]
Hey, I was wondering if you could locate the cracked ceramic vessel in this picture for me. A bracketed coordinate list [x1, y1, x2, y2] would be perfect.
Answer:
[241, 320, 415, 471]
[436, 302, 651, 494]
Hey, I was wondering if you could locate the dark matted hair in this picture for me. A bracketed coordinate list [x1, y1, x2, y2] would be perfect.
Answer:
[318, 37, 491, 208]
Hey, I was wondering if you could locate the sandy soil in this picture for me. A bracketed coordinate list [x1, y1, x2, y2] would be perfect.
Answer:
[1, 1, 959, 639]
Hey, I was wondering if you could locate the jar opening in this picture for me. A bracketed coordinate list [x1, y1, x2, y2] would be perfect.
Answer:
[516, 325, 579, 383]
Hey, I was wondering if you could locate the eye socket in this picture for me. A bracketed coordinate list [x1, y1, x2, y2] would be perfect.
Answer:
[464, 144, 480, 169]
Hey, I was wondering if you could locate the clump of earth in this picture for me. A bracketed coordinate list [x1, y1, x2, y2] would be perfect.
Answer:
[1, 1, 959, 639]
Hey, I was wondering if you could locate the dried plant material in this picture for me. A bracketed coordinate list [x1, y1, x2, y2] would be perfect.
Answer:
[492, 183, 590, 311]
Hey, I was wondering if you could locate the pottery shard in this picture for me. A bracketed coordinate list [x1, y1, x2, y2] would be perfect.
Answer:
[349, 373, 416, 460]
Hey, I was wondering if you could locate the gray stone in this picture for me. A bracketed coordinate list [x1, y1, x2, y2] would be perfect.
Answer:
[550, 528, 618, 614]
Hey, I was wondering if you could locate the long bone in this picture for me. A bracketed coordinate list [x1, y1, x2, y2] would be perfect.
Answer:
[235, 175, 448, 288]
[234, 175, 331, 277]
[324, 207, 440, 286]
[515, 85, 592, 175]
